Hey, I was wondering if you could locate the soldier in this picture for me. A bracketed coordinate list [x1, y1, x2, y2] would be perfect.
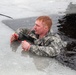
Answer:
[10, 16, 66, 57]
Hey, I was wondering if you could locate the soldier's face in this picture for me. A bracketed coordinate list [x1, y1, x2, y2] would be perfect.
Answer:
[34, 20, 45, 35]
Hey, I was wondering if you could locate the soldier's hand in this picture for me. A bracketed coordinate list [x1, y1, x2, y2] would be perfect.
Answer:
[22, 40, 31, 51]
[10, 33, 18, 43]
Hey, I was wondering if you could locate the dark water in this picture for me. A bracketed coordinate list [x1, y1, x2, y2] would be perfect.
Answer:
[58, 14, 76, 39]
[2, 14, 60, 33]
[56, 13, 76, 70]
[55, 2, 76, 70]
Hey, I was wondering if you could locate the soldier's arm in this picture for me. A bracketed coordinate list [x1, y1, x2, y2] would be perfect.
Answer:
[29, 34, 66, 57]
[29, 45, 60, 57]
[15, 28, 30, 40]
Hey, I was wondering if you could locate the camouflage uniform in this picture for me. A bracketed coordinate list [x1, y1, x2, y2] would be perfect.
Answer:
[16, 28, 67, 57]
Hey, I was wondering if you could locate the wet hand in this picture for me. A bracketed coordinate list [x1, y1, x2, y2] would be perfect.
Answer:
[10, 33, 18, 43]
[22, 40, 31, 51]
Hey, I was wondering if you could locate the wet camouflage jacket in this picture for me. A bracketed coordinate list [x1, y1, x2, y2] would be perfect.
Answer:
[16, 28, 66, 57]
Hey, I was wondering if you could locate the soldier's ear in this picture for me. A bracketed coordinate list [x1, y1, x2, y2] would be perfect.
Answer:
[44, 25, 48, 30]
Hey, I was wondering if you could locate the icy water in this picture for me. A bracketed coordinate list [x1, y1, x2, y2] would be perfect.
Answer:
[0, 0, 76, 75]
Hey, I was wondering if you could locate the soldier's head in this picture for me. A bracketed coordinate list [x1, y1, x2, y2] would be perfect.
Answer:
[33, 16, 52, 36]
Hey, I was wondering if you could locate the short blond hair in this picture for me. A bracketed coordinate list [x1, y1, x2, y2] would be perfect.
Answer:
[36, 16, 52, 30]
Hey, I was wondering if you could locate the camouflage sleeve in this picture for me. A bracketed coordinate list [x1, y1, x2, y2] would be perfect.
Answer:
[29, 45, 60, 57]
[15, 28, 30, 40]
[29, 34, 67, 57]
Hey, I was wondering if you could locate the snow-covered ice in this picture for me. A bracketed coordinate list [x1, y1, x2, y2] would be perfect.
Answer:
[0, 0, 76, 75]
